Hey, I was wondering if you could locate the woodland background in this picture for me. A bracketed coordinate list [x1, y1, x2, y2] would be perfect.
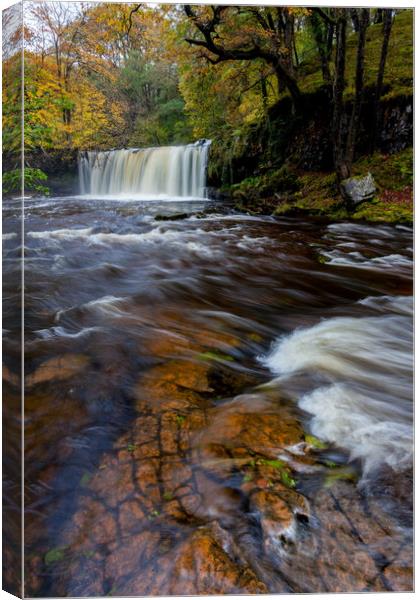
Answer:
[2, 3, 413, 221]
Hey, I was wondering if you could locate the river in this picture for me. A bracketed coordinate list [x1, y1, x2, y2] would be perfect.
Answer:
[2, 194, 413, 595]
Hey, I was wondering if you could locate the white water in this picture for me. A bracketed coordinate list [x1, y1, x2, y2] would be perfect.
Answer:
[261, 295, 413, 478]
[79, 141, 211, 198]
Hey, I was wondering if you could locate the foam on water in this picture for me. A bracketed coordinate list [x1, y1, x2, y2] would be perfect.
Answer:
[26, 224, 271, 258]
[77, 194, 211, 202]
[28, 228, 93, 240]
[326, 222, 397, 238]
[261, 295, 413, 478]
[321, 249, 413, 270]
[35, 326, 102, 340]
[55, 295, 129, 322]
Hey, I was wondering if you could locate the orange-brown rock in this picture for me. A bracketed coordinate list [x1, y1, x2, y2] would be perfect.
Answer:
[250, 489, 295, 552]
[198, 394, 303, 461]
[118, 500, 146, 533]
[383, 544, 413, 591]
[2, 364, 19, 387]
[71, 498, 117, 548]
[47, 343, 412, 596]
[167, 524, 268, 595]
[274, 480, 412, 593]
[26, 354, 90, 386]
[104, 530, 162, 583]
[89, 460, 135, 509]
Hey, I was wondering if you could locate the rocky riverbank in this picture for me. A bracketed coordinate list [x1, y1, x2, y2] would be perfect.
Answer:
[24, 313, 412, 596]
[230, 147, 413, 224]
[3, 194, 411, 596]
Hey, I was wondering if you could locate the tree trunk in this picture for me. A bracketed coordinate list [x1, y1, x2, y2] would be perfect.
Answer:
[350, 9, 360, 32]
[260, 75, 268, 111]
[370, 9, 393, 152]
[374, 9, 383, 24]
[326, 22, 334, 60]
[284, 12, 295, 75]
[332, 12, 350, 182]
[345, 9, 370, 167]
[275, 64, 301, 111]
[310, 11, 333, 86]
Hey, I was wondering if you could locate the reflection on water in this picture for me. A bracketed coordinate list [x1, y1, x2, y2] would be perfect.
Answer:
[2, 195, 413, 595]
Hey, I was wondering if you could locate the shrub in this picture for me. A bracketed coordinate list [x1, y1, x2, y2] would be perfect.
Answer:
[3, 167, 50, 196]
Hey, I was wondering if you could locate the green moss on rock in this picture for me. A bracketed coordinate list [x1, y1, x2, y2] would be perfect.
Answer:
[234, 147, 412, 224]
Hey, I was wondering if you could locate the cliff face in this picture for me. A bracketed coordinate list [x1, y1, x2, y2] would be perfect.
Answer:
[207, 91, 413, 189]
[209, 90, 413, 225]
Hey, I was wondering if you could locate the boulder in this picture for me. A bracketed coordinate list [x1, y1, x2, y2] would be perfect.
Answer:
[340, 172, 376, 209]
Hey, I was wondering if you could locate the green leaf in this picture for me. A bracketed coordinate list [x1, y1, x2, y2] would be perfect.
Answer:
[305, 434, 328, 449]
[280, 471, 296, 488]
[45, 547, 67, 565]
[80, 472, 91, 486]
[198, 351, 234, 362]
[325, 467, 358, 487]
[175, 414, 186, 425]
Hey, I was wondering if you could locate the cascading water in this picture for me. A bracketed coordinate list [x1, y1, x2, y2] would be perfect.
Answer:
[78, 140, 211, 198]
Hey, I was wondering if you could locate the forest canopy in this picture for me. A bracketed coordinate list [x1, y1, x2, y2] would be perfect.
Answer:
[2, 3, 413, 196]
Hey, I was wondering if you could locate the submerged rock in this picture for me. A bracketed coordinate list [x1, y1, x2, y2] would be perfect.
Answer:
[34, 320, 412, 596]
[26, 354, 90, 386]
[154, 213, 189, 221]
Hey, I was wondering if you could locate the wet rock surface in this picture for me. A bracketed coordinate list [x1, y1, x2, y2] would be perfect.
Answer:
[14, 201, 412, 596]
[26, 331, 412, 596]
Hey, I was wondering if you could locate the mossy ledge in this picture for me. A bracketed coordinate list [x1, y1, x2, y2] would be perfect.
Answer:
[230, 148, 412, 225]
[210, 11, 413, 225]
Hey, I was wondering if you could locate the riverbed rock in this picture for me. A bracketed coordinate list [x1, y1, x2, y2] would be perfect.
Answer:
[166, 523, 268, 595]
[3, 364, 19, 387]
[41, 336, 412, 596]
[26, 354, 90, 386]
[250, 489, 295, 551]
[340, 172, 376, 209]
[274, 479, 413, 593]
[154, 213, 189, 221]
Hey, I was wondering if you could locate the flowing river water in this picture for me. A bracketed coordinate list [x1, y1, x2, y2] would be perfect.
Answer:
[3, 194, 413, 595]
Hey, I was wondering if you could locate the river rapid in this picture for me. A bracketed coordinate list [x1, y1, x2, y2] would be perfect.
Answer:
[3, 195, 413, 595]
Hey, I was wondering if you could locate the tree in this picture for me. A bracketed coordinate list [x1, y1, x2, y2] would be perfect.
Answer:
[315, 8, 370, 186]
[183, 5, 303, 111]
[344, 8, 370, 168]
[371, 9, 394, 152]
[29, 2, 88, 128]
[309, 9, 334, 86]
[119, 52, 191, 146]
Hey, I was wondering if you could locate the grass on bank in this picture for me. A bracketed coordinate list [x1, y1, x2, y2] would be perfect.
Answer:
[232, 12, 413, 225]
[234, 148, 413, 224]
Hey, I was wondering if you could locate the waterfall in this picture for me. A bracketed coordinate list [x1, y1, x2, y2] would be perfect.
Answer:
[78, 141, 211, 198]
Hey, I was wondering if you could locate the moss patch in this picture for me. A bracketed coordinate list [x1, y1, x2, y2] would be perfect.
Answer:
[352, 148, 413, 223]
[305, 434, 328, 450]
[232, 165, 301, 206]
[353, 148, 413, 190]
[325, 466, 358, 488]
[44, 547, 68, 566]
[298, 10, 413, 100]
[234, 147, 412, 224]
[198, 350, 234, 362]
